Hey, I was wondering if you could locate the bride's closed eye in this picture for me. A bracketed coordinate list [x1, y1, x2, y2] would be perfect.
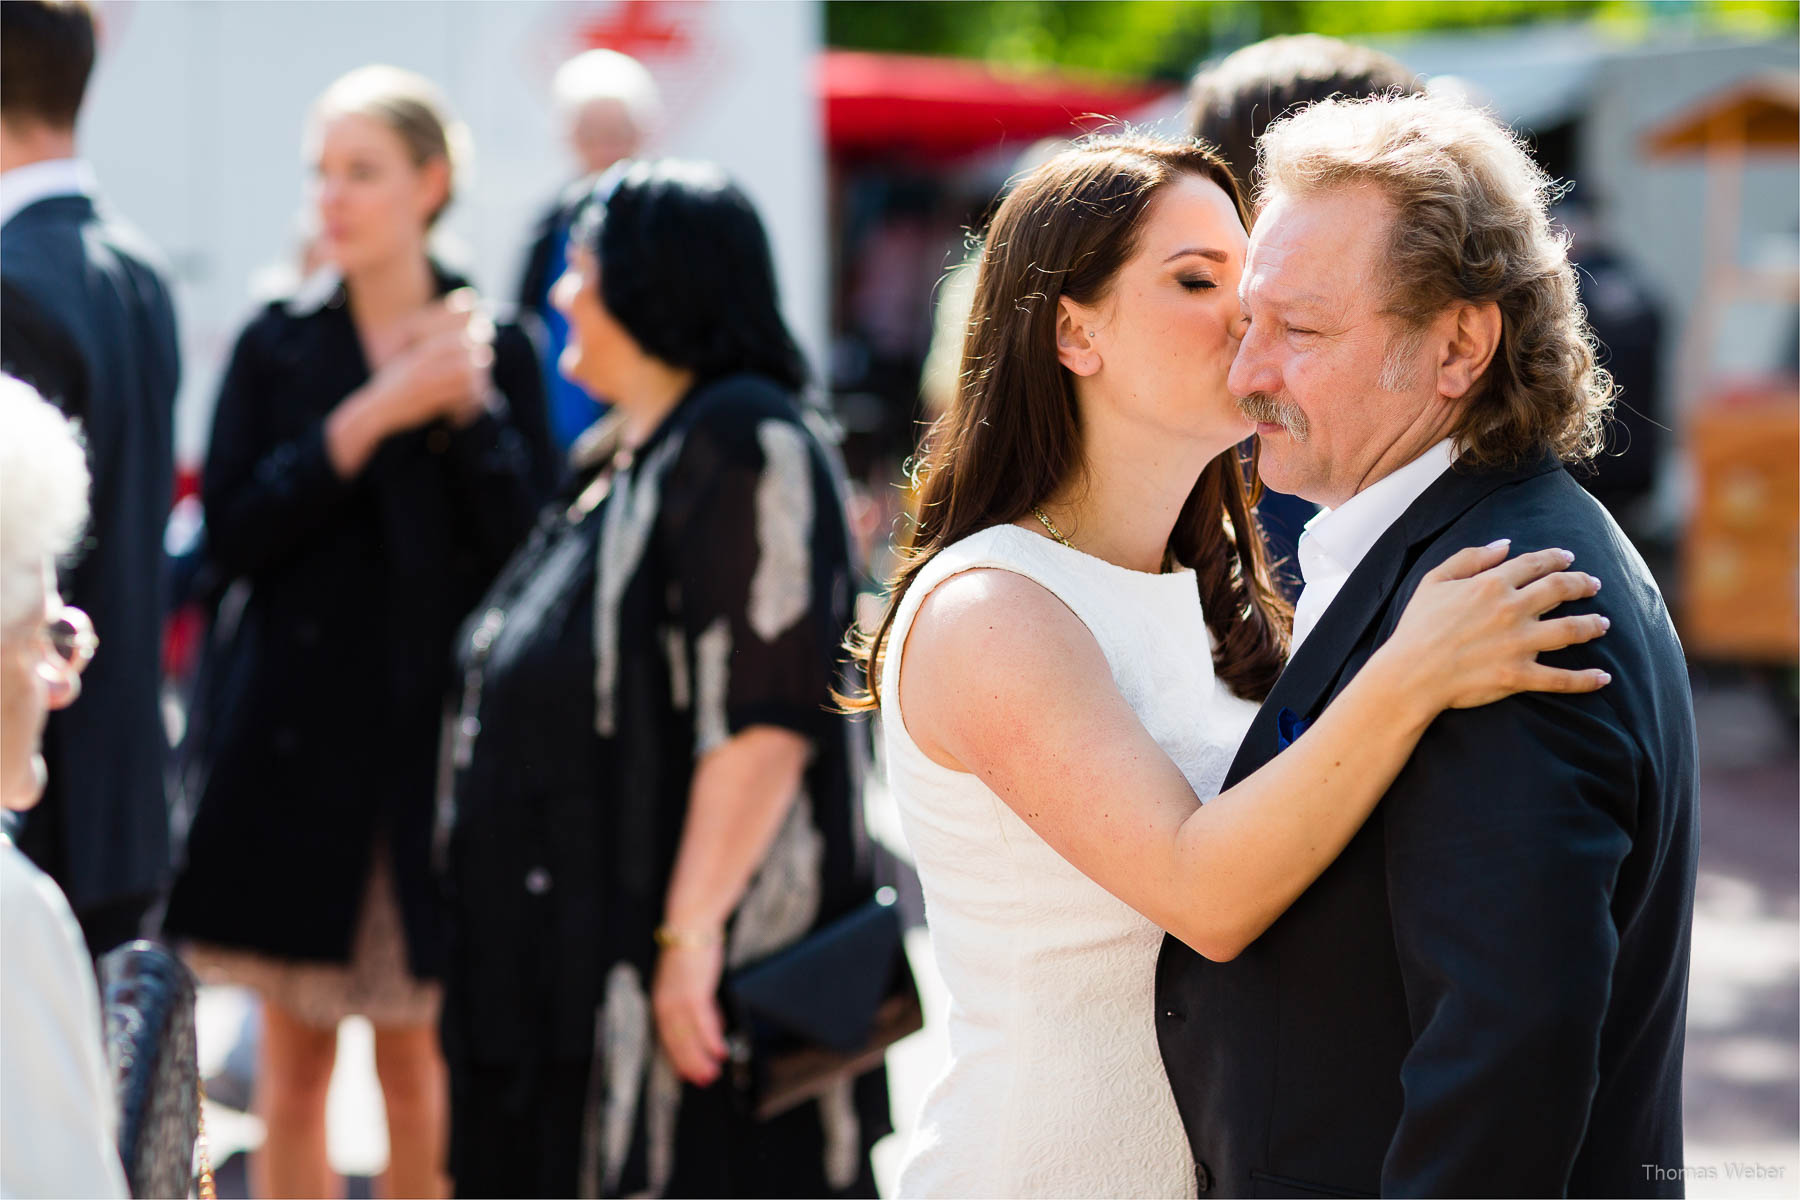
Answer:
[1178, 278, 1218, 292]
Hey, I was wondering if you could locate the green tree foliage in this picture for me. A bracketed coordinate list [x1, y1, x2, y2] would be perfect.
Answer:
[824, 0, 1799, 81]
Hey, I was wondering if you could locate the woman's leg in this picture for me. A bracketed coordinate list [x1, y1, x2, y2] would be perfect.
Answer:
[372, 1022, 449, 1199]
[254, 999, 339, 1199]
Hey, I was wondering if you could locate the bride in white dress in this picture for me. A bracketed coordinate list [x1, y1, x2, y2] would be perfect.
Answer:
[843, 137, 1612, 1198]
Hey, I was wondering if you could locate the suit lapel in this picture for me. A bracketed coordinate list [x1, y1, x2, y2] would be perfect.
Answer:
[1225, 450, 1564, 785]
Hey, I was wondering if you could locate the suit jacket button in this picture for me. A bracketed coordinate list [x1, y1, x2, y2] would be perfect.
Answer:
[1195, 1161, 1213, 1193]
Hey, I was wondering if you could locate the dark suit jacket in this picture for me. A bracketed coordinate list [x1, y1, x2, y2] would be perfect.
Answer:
[1155, 452, 1699, 1199]
[160, 266, 555, 974]
[1, 192, 180, 916]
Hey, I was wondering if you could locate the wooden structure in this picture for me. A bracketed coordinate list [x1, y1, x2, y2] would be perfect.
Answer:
[1641, 73, 1800, 664]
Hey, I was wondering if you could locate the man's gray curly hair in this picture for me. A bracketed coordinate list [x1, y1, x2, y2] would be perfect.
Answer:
[1256, 92, 1613, 468]
[0, 375, 89, 629]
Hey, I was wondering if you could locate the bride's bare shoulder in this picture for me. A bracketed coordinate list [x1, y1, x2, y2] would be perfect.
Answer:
[897, 566, 1120, 772]
[910, 568, 1088, 650]
[903, 567, 1105, 707]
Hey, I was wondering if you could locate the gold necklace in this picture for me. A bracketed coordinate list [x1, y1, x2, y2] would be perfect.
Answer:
[1033, 505, 1179, 572]
[1031, 506, 1074, 548]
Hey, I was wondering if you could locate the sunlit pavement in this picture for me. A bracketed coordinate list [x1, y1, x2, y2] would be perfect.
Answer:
[194, 676, 1797, 1197]
[1680, 675, 1799, 1199]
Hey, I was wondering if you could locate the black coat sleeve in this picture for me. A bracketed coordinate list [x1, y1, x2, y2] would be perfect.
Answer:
[1379, 685, 1638, 1196]
[201, 313, 354, 578]
[438, 321, 556, 573]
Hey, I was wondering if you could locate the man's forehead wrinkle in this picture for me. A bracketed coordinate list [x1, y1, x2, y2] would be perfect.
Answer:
[1240, 258, 1333, 315]
[1241, 200, 1379, 326]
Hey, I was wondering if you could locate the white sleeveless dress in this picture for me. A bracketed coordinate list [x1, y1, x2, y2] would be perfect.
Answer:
[881, 524, 1260, 1199]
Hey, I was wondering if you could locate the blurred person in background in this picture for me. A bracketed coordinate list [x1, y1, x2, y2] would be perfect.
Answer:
[159, 64, 553, 1199]
[440, 160, 888, 1197]
[0, 0, 180, 959]
[0, 375, 128, 1199]
[1187, 33, 1422, 598]
[1553, 196, 1668, 531]
[517, 47, 661, 452]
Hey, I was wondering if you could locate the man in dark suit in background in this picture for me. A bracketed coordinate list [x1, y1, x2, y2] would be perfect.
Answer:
[1187, 34, 1422, 600]
[1, 0, 180, 957]
[1156, 92, 1698, 1197]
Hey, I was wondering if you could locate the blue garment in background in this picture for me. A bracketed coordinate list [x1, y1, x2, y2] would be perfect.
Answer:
[535, 220, 605, 451]
[1255, 485, 1314, 603]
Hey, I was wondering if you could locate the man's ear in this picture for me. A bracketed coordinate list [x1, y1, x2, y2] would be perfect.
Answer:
[1055, 297, 1101, 377]
[1438, 300, 1501, 400]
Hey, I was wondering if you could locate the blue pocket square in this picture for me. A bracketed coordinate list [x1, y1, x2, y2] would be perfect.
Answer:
[1276, 707, 1310, 750]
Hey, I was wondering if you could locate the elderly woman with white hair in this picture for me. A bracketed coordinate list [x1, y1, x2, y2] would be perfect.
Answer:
[0, 374, 127, 1197]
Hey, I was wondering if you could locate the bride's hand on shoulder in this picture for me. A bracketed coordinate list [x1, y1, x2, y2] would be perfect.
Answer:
[1385, 539, 1612, 712]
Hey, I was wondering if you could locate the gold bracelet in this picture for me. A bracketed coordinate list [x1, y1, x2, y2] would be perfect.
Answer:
[654, 923, 723, 949]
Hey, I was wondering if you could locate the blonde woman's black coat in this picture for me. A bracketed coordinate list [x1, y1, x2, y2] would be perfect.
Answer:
[162, 267, 555, 976]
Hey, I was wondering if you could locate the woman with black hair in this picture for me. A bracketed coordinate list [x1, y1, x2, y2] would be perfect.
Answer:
[438, 160, 888, 1197]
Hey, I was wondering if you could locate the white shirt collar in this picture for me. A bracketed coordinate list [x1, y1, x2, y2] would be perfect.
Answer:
[0, 158, 97, 228]
[1299, 438, 1459, 587]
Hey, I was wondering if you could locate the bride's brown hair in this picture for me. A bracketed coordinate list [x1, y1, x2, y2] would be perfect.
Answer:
[843, 135, 1291, 711]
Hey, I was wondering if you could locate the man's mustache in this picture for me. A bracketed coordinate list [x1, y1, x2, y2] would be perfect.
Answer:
[1237, 391, 1311, 442]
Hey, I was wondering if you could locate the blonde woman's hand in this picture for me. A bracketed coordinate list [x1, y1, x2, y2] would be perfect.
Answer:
[1384, 540, 1612, 714]
[370, 291, 494, 431]
[325, 292, 495, 477]
[434, 289, 498, 426]
[652, 940, 729, 1087]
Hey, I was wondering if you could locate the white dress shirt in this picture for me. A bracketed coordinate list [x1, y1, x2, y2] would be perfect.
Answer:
[0, 834, 129, 1199]
[1290, 438, 1458, 651]
[0, 157, 97, 228]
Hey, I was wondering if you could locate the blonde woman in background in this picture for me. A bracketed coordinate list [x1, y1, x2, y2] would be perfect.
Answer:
[162, 67, 553, 1197]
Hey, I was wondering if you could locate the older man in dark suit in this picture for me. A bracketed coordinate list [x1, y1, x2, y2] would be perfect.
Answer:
[1155, 93, 1698, 1198]
[0, 0, 180, 957]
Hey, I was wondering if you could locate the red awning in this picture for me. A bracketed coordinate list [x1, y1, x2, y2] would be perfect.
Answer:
[822, 50, 1167, 163]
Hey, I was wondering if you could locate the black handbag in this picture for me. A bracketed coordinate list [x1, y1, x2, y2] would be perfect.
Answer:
[724, 887, 924, 1120]
[96, 940, 211, 1200]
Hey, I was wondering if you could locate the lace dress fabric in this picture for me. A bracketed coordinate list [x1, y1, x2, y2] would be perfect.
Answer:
[185, 843, 439, 1030]
[438, 377, 888, 1196]
[880, 524, 1259, 1199]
